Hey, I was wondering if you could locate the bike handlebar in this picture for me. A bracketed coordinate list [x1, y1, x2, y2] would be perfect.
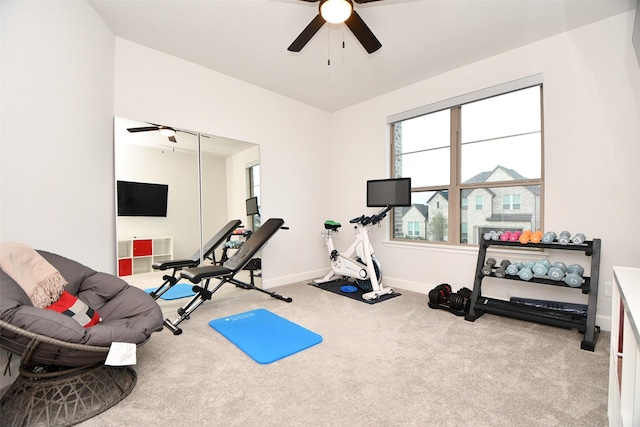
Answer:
[349, 207, 393, 227]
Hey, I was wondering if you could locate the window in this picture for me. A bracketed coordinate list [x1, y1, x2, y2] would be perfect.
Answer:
[502, 194, 521, 210]
[389, 76, 543, 245]
[475, 196, 483, 210]
[407, 222, 420, 237]
[247, 164, 261, 230]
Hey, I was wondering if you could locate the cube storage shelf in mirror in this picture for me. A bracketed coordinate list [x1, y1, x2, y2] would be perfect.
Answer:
[118, 236, 173, 276]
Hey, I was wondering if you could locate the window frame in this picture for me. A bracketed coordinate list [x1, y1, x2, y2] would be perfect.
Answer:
[388, 75, 544, 246]
[246, 163, 261, 231]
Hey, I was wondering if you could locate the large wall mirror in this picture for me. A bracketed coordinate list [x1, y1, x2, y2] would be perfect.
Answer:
[114, 117, 260, 285]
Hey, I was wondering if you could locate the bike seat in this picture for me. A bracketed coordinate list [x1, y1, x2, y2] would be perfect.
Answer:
[324, 220, 341, 231]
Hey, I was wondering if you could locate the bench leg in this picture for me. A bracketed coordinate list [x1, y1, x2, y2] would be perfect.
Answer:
[149, 271, 180, 300]
[164, 279, 226, 334]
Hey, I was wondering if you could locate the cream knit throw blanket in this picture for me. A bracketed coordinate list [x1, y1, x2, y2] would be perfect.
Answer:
[0, 242, 67, 308]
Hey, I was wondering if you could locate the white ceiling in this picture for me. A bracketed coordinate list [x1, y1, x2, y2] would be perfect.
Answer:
[89, 0, 636, 112]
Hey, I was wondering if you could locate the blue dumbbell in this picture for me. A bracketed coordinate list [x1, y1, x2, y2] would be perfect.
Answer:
[572, 233, 587, 244]
[518, 267, 534, 281]
[548, 262, 567, 280]
[564, 265, 584, 287]
[567, 264, 585, 276]
[541, 231, 557, 244]
[557, 231, 571, 245]
[506, 261, 523, 276]
[532, 259, 552, 277]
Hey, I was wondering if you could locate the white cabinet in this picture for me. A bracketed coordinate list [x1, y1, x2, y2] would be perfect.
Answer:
[609, 266, 640, 426]
[117, 236, 173, 276]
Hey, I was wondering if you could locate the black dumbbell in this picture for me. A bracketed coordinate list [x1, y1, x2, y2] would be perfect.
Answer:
[450, 287, 473, 312]
[428, 283, 452, 305]
[481, 258, 497, 276]
[494, 260, 511, 278]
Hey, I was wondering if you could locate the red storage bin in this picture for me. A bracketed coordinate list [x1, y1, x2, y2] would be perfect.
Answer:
[133, 239, 152, 257]
[118, 258, 132, 276]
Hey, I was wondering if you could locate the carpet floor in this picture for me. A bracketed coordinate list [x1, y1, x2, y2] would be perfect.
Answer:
[76, 279, 610, 426]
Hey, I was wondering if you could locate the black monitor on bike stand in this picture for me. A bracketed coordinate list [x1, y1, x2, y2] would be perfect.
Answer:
[366, 178, 412, 210]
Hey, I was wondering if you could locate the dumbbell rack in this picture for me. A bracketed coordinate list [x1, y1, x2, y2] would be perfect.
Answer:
[465, 238, 601, 351]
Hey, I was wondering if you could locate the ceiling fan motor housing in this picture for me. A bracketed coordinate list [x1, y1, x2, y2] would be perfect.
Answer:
[288, 0, 382, 54]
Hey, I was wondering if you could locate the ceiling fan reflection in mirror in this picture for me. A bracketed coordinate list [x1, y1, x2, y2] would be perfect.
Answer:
[126, 122, 201, 154]
[288, 0, 383, 54]
[127, 124, 179, 142]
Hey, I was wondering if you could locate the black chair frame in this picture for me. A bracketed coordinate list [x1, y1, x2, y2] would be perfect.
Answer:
[149, 219, 243, 300]
[163, 218, 292, 335]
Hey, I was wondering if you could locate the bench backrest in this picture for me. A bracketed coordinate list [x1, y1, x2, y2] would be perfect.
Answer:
[224, 218, 284, 271]
[189, 219, 243, 262]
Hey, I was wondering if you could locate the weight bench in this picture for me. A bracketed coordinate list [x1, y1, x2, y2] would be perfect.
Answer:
[163, 218, 292, 335]
[148, 219, 242, 300]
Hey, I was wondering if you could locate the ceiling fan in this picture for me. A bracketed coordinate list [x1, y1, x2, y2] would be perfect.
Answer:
[288, 0, 383, 54]
[127, 124, 178, 142]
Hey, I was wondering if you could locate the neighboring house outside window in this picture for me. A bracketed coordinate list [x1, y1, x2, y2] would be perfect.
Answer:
[401, 205, 428, 239]
[390, 77, 543, 245]
[400, 166, 539, 244]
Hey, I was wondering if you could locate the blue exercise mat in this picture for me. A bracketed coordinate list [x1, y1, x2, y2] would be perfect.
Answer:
[209, 308, 322, 364]
[144, 283, 196, 300]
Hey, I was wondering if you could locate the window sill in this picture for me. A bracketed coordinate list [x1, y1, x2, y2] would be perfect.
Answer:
[383, 239, 546, 258]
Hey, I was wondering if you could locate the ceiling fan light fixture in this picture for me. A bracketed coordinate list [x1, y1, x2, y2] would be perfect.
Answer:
[158, 127, 176, 137]
[320, 0, 352, 24]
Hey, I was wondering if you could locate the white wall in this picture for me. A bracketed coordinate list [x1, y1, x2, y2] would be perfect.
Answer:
[224, 145, 259, 224]
[0, 1, 115, 272]
[330, 11, 640, 330]
[113, 38, 333, 287]
[0, 0, 115, 392]
[115, 143, 220, 260]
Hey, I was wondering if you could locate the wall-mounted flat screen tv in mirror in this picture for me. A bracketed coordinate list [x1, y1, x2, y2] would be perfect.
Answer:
[117, 180, 168, 217]
[366, 177, 412, 207]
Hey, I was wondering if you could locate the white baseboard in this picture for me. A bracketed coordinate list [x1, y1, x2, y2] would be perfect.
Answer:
[383, 277, 433, 295]
[269, 271, 613, 333]
[263, 269, 328, 289]
[596, 314, 611, 333]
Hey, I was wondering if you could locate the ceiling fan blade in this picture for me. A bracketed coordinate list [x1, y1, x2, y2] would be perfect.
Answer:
[345, 10, 381, 54]
[127, 126, 160, 133]
[353, 0, 383, 3]
[288, 13, 326, 52]
[168, 135, 177, 143]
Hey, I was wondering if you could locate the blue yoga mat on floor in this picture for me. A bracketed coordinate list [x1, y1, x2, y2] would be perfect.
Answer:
[144, 283, 196, 300]
[209, 308, 322, 364]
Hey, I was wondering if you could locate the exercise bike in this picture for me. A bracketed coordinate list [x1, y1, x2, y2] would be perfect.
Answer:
[314, 207, 394, 301]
